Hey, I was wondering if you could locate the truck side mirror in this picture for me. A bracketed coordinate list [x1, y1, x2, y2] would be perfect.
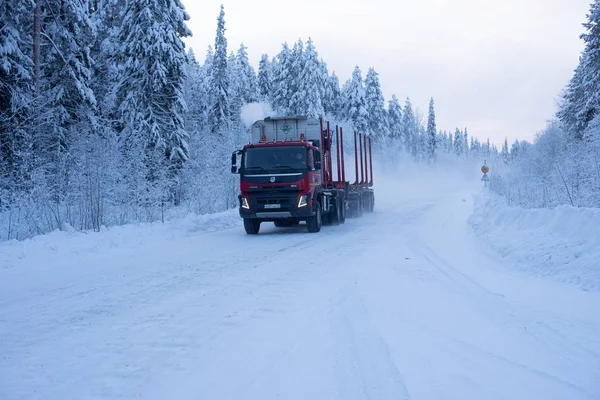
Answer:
[315, 150, 322, 169]
[231, 151, 239, 174]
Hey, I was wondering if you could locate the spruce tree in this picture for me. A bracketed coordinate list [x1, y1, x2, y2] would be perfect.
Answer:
[324, 72, 342, 118]
[235, 43, 259, 103]
[454, 128, 463, 156]
[364, 67, 387, 140]
[272, 42, 292, 115]
[36, 0, 97, 203]
[208, 4, 230, 135]
[402, 98, 417, 156]
[501, 137, 509, 163]
[287, 39, 305, 114]
[426, 97, 437, 161]
[579, 0, 600, 133]
[114, 0, 191, 158]
[344, 66, 369, 134]
[0, 0, 34, 196]
[387, 95, 403, 140]
[292, 38, 323, 118]
[257, 53, 273, 102]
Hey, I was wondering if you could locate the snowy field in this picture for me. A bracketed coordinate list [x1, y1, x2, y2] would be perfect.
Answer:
[1, 161, 599, 400]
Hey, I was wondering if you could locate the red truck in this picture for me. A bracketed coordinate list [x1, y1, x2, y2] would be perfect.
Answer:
[231, 116, 375, 234]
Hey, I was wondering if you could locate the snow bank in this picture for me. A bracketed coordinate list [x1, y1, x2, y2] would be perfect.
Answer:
[0, 208, 240, 271]
[469, 192, 600, 291]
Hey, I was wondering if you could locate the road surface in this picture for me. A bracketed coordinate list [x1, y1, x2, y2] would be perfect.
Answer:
[1, 169, 599, 400]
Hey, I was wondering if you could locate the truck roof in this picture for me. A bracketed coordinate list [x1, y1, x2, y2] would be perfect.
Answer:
[251, 116, 321, 145]
[243, 140, 316, 149]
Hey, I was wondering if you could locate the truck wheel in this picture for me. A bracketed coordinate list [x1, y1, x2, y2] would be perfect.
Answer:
[306, 201, 322, 233]
[244, 218, 261, 234]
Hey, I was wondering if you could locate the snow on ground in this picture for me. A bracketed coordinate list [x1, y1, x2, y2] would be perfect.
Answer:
[470, 192, 600, 291]
[1, 159, 599, 400]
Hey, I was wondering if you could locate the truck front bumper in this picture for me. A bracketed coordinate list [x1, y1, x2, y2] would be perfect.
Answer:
[238, 193, 315, 220]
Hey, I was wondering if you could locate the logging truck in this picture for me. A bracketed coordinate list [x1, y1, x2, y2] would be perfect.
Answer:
[231, 116, 375, 234]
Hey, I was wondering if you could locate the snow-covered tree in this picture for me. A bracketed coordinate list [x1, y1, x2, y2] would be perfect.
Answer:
[290, 38, 323, 117]
[235, 43, 258, 103]
[364, 67, 387, 140]
[426, 97, 437, 160]
[287, 39, 305, 114]
[208, 4, 230, 135]
[501, 137, 509, 163]
[402, 97, 418, 156]
[453, 128, 464, 156]
[115, 0, 191, 157]
[0, 0, 34, 197]
[272, 42, 293, 115]
[323, 72, 341, 118]
[387, 95, 403, 139]
[257, 53, 273, 102]
[343, 66, 369, 134]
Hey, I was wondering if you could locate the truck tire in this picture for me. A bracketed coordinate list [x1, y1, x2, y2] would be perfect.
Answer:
[244, 218, 261, 234]
[306, 201, 322, 233]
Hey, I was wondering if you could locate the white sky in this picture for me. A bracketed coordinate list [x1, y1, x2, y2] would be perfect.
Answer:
[180, 0, 590, 146]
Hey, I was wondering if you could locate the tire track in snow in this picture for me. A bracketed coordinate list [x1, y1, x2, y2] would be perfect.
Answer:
[328, 276, 411, 400]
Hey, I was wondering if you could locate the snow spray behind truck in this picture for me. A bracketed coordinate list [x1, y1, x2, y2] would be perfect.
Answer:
[231, 116, 375, 234]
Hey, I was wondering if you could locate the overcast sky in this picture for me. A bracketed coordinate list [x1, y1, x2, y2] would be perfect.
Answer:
[180, 0, 590, 146]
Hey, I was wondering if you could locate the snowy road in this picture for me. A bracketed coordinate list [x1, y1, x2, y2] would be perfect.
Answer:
[1, 167, 599, 399]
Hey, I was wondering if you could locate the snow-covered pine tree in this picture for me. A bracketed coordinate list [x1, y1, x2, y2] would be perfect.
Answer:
[208, 4, 229, 135]
[387, 95, 403, 140]
[324, 72, 342, 118]
[113, 0, 192, 209]
[402, 97, 417, 156]
[235, 43, 259, 104]
[426, 97, 437, 161]
[292, 38, 323, 118]
[272, 42, 293, 115]
[228, 50, 243, 125]
[257, 53, 273, 102]
[343, 66, 369, 135]
[35, 0, 97, 206]
[287, 39, 305, 115]
[501, 137, 509, 163]
[557, 60, 587, 138]
[578, 0, 600, 135]
[317, 58, 330, 113]
[0, 0, 34, 199]
[364, 67, 387, 141]
[454, 128, 464, 156]
[183, 49, 207, 136]
[510, 139, 521, 161]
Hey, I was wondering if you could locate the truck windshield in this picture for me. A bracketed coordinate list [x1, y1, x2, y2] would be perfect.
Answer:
[243, 146, 307, 172]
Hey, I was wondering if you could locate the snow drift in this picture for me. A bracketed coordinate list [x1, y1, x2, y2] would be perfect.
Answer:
[469, 192, 600, 291]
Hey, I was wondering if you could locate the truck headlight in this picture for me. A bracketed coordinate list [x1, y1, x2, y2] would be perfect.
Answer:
[298, 194, 308, 208]
[241, 197, 250, 209]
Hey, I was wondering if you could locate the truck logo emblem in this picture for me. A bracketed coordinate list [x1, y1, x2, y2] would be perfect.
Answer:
[270, 176, 276, 183]
[280, 123, 292, 134]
